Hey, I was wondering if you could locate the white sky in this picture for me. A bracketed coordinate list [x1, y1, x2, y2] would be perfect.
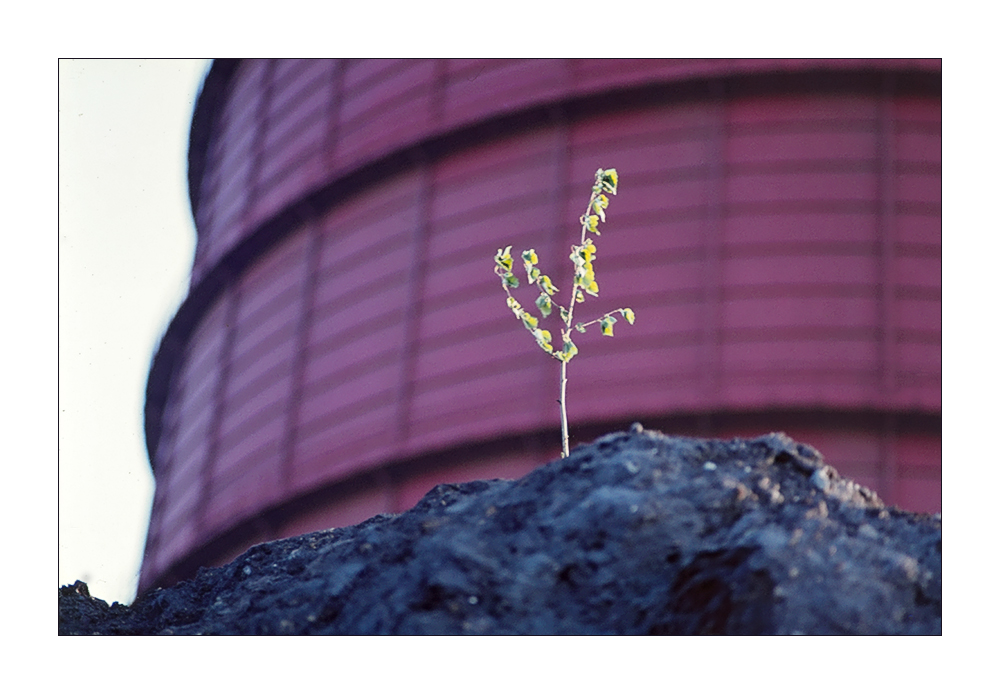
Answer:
[58, 59, 210, 604]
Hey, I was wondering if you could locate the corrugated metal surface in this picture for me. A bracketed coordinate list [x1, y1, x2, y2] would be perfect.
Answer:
[187, 59, 941, 283]
[141, 59, 940, 593]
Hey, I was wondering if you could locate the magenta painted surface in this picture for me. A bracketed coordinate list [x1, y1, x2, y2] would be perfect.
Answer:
[141, 59, 940, 592]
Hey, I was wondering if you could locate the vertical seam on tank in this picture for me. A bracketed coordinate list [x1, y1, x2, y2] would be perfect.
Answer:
[394, 153, 433, 471]
[196, 274, 241, 537]
[281, 217, 323, 497]
[877, 71, 899, 503]
[702, 78, 727, 407]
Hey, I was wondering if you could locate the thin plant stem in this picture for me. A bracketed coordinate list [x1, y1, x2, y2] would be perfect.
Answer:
[557, 187, 599, 457]
[493, 169, 630, 461]
[560, 358, 569, 457]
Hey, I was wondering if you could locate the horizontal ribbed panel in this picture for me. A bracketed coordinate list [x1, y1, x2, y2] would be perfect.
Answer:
[188, 59, 940, 283]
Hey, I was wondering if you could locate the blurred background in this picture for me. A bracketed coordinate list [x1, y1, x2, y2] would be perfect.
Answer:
[140, 59, 941, 596]
[58, 59, 941, 604]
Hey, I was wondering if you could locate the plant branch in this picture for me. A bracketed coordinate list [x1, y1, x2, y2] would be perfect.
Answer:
[493, 168, 630, 459]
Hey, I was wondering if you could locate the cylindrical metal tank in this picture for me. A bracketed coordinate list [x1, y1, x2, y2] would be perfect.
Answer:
[141, 59, 941, 593]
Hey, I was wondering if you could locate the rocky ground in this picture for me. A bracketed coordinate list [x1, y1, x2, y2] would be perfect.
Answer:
[59, 427, 941, 635]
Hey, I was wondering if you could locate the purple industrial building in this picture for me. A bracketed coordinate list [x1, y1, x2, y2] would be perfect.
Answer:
[140, 59, 941, 593]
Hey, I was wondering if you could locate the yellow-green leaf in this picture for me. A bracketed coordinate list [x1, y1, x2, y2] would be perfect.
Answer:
[561, 339, 578, 361]
[600, 315, 617, 336]
[593, 194, 609, 222]
[536, 293, 552, 317]
[495, 246, 514, 271]
[601, 169, 618, 195]
[533, 328, 553, 351]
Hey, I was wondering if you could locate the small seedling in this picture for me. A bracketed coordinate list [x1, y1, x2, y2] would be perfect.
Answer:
[494, 168, 635, 458]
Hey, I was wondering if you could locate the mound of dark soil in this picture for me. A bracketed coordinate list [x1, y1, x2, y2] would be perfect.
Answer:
[59, 428, 941, 635]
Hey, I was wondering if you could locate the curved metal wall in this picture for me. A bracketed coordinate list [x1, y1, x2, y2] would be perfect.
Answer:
[141, 59, 940, 592]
